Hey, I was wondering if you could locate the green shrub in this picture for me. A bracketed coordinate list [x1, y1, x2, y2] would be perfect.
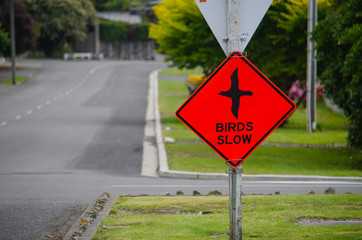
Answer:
[99, 20, 127, 41]
[0, 27, 10, 56]
[99, 20, 150, 42]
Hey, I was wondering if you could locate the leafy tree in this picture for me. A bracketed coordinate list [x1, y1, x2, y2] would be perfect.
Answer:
[149, 0, 224, 72]
[247, 0, 329, 92]
[150, 0, 329, 89]
[0, 26, 10, 57]
[23, 0, 96, 56]
[314, 0, 362, 149]
[0, 0, 36, 56]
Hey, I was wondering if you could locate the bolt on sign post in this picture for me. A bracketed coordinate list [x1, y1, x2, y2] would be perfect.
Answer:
[176, 1, 295, 239]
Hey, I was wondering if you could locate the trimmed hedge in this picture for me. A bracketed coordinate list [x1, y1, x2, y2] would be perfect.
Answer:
[99, 20, 150, 41]
[99, 20, 127, 41]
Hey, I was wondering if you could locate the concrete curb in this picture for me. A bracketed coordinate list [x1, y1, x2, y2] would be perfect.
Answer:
[141, 70, 159, 177]
[146, 70, 362, 183]
[64, 193, 118, 240]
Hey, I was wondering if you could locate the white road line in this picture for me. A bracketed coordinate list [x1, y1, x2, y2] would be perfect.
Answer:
[15, 115, 21, 120]
[59, 94, 63, 98]
[1, 121, 7, 126]
[53, 97, 57, 101]
[37, 105, 42, 110]
[46, 100, 51, 105]
[27, 110, 32, 115]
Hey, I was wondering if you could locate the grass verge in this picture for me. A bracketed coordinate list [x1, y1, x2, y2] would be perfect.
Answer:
[3, 76, 27, 85]
[158, 79, 362, 176]
[159, 67, 203, 76]
[95, 195, 362, 240]
[167, 143, 362, 176]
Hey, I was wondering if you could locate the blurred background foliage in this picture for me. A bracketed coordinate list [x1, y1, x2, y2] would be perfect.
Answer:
[99, 20, 150, 42]
[0, 0, 36, 57]
[149, 0, 224, 73]
[92, 0, 130, 11]
[23, 0, 97, 57]
[314, 0, 362, 148]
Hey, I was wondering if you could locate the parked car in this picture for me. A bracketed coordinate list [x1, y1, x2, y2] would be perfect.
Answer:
[185, 74, 206, 95]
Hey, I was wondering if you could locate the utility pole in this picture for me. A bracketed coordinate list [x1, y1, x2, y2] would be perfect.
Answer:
[10, 0, 16, 85]
[95, 20, 100, 54]
[227, 0, 243, 239]
[306, 0, 317, 132]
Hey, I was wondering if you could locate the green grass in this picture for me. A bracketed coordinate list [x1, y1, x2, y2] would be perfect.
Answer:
[95, 195, 362, 240]
[3, 76, 26, 85]
[159, 67, 203, 76]
[158, 79, 362, 176]
[167, 143, 361, 176]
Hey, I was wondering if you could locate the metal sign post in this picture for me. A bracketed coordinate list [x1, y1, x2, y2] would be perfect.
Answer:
[306, 0, 318, 132]
[183, 1, 287, 240]
[228, 166, 243, 240]
[227, 1, 243, 239]
[194, 0, 273, 56]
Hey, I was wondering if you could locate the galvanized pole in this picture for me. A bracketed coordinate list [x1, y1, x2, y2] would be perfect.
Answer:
[306, 0, 317, 132]
[9, 0, 16, 85]
[228, 166, 243, 240]
[227, 0, 243, 239]
[10, 0, 16, 85]
[227, 0, 242, 55]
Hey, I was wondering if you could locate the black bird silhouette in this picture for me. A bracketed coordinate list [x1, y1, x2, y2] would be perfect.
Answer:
[219, 67, 253, 119]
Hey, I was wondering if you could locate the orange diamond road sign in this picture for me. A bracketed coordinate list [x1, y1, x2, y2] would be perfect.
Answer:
[176, 51, 296, 168]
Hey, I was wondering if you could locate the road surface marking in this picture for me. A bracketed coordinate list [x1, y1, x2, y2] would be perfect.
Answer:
[27, 110, 32, 115]
[1, 121, 7, 126]
[37, 105, 42, 110]
[46, 100, 51, 105]
[15, 115, 21, 120]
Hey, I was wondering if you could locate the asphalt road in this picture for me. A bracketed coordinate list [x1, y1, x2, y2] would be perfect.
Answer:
[0, 59, 167, 239]
[0, 60, 361, 240]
